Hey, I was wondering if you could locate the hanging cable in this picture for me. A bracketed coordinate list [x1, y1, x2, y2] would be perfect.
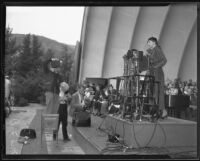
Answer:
[122, 121, 125, 145]
[114, 119, 118, 135]
[144, 120, 158, 148]
[97, 115, 107, 130]
[131, 118, 159, 149]
[157, 121, 167, 148]
[96, 115, 108, 137]
[132, 122, 141, 148]
[97, 109, 167, 154]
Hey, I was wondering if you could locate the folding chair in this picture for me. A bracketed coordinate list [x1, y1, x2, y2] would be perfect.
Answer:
[41, 113, 59, 144]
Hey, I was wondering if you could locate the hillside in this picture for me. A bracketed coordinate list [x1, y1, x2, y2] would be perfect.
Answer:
[11, 34, 76, 58]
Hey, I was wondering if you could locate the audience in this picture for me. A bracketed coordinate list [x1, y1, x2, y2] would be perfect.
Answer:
[165, 78, 197, 106]
[69, 78, 197, 121]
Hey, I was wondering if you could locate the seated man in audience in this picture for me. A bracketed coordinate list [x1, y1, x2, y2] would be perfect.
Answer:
[70, 84, 86, 117]
[92, 84, 101, 115]
[168, 83, 178, 95]
[184, 84, 192, 96]
[187, 79, 193, 86]
[84, 87, 95, 113]
[99, 85, 112, 116]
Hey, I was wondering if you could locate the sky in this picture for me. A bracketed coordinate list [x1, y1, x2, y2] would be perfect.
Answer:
[6, 7, 85, 45]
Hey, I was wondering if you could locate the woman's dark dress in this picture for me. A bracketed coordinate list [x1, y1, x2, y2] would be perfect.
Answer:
[147, 46, 167, 110]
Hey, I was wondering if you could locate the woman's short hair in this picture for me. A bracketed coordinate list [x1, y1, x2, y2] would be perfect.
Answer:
[60, 82, 69, 92]
[147, 37, 158, 45]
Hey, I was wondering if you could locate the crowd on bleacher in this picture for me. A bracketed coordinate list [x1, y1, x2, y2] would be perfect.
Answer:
[164, 78, 197, 106]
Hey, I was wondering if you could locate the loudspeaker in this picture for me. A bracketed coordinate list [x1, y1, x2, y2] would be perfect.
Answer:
[72, 111, 91, 127]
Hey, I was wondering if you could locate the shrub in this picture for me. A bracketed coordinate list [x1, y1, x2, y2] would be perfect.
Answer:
[18, 97, 29, 107]
[38, 94, 46, 105]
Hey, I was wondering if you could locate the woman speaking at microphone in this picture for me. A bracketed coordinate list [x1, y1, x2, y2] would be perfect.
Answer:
[144, 37, 167, 116]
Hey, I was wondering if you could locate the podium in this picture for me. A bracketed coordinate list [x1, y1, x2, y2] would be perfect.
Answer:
[41, 114, 59, 144]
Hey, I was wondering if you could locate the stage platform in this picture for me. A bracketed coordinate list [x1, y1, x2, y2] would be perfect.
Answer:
[105, 115, 197, 148]
[71, 114, 197, 158]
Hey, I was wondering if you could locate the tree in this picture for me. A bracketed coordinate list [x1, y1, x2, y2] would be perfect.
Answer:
[5, 26, 18, 56]
[16, 34, 32, 76]
[5, 27, 19, 74]
[31, 35, 43, 72]
[12, 34, 47, 103]
[5, 31, 75, 105]
[59, 45, 74, 82]
[60, 54, 73, 82]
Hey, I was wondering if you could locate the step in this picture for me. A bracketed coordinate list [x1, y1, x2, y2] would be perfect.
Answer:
[70, 115, 107, 154]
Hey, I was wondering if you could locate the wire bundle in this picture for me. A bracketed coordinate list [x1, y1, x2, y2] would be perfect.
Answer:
[96, 113, 168, 155]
